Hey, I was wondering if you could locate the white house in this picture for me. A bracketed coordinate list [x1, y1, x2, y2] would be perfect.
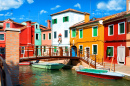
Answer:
[51, 8, 90, 51]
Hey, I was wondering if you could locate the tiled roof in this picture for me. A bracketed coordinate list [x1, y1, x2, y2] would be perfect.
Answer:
[20, 26, 27, 30]
[0, 21, 3, 23]
[51, 8, 89, 16]
[31, 22, 37, 24]
[4, 19, 24, 26]
[40, 26, 51, 31]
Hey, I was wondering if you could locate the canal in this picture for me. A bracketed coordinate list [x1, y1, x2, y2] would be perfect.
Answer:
[19, 66, 130, 86]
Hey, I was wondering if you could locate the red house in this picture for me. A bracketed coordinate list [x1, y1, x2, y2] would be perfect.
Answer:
[0, 19, 35, 59]
[103, 12, 127, 65]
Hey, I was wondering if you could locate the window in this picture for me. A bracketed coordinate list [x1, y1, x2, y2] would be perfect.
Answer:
[92, 26, 98, 37]
[6, 23, 10, 28]
[54, 46, 57, 53]
[65, 30, 68, 38]
[92, 45, 97, 54]
[0, 48, 5, 54]
[79, 45, 83, 53]
[72, 29, 76, 38]
[63, 16, 69, 22]
[43, 34, 45, 40]
[49, 33, 51, 40]
[44, 46, 46, 52]
[65, 46, 68, 52]
[36, 25, 38, 29]
[0, 34, 4, 40]
[107, 46, 114, 57]
[54, 32, 57, 39]
[52, 19, 57, 24]
[36, 33, 39, 40]
[108, 25, 114, 36]
[79, 29, 83, 38]
[118, 22, 125, 34]
[21, 47, 25, 54]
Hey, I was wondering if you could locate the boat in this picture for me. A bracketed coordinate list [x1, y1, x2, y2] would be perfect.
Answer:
[32, 62, 64, 70]
[19, 62, 31, 66]
[76, 68, 124, 79]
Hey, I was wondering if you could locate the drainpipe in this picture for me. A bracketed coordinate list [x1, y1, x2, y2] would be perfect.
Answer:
[26, 21, 31, 45]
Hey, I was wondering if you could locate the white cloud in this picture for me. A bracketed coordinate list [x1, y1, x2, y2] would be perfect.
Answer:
[11, 17, 16, 20]
[74, 3, 81, 9]
[40, 10, 47, 14]
[19, 15, 25, 20]
[0, 14, 4, 16]
[0, 0, 24, 11]
[97, 0, 126, 11]
[5, 12, 13, 16]
[27, 0, 34, 4]
[51, 5, 61, 10]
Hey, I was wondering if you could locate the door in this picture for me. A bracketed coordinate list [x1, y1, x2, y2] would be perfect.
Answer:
[86, 48, 90, 58]
[71, 46, 77, 57]
[117, 46, 125, 64]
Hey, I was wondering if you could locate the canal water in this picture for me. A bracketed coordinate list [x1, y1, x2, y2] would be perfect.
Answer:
[19, 66, 130, 86]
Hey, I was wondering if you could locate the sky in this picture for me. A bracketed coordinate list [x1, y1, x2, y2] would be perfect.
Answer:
[0, 0, 127, 26]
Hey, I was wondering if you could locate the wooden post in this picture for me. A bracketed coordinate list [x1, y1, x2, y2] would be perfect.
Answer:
[36, 47, 37, 58]
[59, 47, 63, 56]
[95, 54, 96, 69]
[49, 48, 51, 56]
[70, 49, 72, 57]
[41, 46, 42, 56]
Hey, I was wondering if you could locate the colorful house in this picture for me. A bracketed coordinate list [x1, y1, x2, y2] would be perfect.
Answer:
[51, 8, 90, 52]
[69, 16, 109, 61]
[103, 12, 127, 65]
[40, 20, 51, 55]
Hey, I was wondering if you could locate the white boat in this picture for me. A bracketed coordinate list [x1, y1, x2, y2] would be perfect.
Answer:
[32, 62, 64, 70]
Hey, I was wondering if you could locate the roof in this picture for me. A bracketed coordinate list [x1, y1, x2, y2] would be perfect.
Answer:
[4, 19, 24, 26]
[0, 21, 3, 23]
[51, 8, 89, 16]
[40, 26, 51, 31]
[31, 22, 37, 24]
[103, 11, 127, 23]
[20, 26, 27, 30]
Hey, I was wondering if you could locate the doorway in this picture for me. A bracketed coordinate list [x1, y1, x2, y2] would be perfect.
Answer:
[117, 46, 125, 64]
[71, 46, 77, 57]
[85, 47, 90, 58]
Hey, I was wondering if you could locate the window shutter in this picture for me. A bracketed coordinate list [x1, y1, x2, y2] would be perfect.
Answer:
[49, 33, 51, 39]
[63, 17, 65, 22]
[126, 47, 129, 57]
[93, 27, 97, 36]
[120, 23, 124, 33]
[93, 45, 97, 54]
[110, 47, 113, 56]
[52, 19, 54, 24]
[54, 46, 57, 52]
[72, 29, 76, 37]
[110, 26, 113, 35]
[44, 46, 46, 52]
[80, 30, 83, 38]
[67, 16, 69, 21]
[56, 19, 57, 24]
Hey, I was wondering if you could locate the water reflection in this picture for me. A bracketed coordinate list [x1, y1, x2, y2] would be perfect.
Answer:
[19, 66, 130, 86]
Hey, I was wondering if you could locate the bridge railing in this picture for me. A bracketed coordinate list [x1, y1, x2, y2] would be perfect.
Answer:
[0, 56, 13, 86]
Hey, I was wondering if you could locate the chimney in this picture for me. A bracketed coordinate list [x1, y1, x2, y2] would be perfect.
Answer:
[127, 0, 130, 13]
[47, 20, 51, 29]
[84, 13, 90, 23]
[26, 21, 31, 45]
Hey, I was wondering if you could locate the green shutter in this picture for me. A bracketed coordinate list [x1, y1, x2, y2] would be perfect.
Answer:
[49, 33, 51, 39]
[110, 47, 113, 56]
[93, 45, 97, 54]
[54, 46, 57, 52]
[120, 23, 124, 34]
[110, 26, 113, 35]
[63, 17, 65, 22]
[56, 19, 57, 24]
[43, 34, 45, 40]
[93, 27, 97, 37]
[65, 47, 68, 52]
[67, 16, 69, 22]
[72, 29, 76, 37]
[80, 30, 83, 38]
[107, 47, 113, 56]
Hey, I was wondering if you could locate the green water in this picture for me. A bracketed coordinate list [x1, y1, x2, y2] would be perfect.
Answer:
[19, 66, 130, 86]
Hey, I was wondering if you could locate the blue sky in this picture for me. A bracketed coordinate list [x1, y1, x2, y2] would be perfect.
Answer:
[0, 0, 126, 26]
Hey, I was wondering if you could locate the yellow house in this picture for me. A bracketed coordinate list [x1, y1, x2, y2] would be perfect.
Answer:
[69, 16, 114, 62]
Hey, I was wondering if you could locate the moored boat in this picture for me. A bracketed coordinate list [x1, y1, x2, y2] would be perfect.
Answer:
[76, 69, 124, 79]
[32, 62, 64, 70]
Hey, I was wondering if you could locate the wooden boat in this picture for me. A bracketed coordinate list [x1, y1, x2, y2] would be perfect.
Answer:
[32, 62, 64, 70]
[19, 62, 31, 66]
[76, 69, 124, 79]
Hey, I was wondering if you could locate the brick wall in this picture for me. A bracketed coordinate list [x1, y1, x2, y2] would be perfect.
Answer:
[5, 30, 20, 85]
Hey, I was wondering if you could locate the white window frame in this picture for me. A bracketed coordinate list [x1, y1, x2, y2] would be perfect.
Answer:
[92, 26, 98, 37]
[92, 44, 98, 55]
[64, 30, 68, 38]
[108, 24, 114, 36]
[48, 33, 51, 40]
[0, 34, 5, 41]
[107, 46, 114, 57]
[79, 45, 83, 54]
[21, 47, 25, 54]
[54, 31, 57, 39]
[36, 33, 39, 40]
[6, 23, 10, 28]
[118, 22, 125, 35]
[79, 29, 83, 39]
[71, 28, 76, 38]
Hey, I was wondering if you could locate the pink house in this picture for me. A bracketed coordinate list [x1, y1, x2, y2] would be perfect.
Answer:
[40, 20, 51, 55]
